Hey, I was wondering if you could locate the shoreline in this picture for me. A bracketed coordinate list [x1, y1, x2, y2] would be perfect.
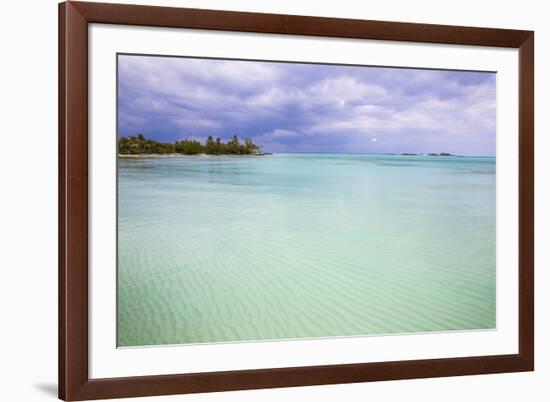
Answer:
[118, 153, 272, 158]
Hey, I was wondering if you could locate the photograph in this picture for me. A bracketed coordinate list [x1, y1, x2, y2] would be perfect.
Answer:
[116, 54, 497, 347]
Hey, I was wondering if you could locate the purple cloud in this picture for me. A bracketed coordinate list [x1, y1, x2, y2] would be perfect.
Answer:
[118, 54, 496, 156]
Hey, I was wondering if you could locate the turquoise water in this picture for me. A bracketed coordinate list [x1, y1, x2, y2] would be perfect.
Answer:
[117, 153, 496, 347]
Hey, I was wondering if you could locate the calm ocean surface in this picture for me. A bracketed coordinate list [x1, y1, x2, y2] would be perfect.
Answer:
[117, 153, 496, 347]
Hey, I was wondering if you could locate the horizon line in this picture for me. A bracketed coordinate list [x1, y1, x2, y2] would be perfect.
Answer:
[116, 135, 495, 158]
[255, 151, 496, 158]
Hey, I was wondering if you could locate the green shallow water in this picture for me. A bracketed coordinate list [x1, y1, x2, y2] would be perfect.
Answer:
[117, 153, 496, 347]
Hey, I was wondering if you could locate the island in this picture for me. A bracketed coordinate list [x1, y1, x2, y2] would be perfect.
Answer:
[428, 152, 454, 156]
[118, 134, 270, 156]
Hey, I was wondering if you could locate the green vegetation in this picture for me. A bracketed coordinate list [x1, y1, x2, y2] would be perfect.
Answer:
[118, 134, 263, 155]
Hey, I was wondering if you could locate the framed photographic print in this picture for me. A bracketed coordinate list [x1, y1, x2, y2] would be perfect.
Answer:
[59, 1, 534, 400]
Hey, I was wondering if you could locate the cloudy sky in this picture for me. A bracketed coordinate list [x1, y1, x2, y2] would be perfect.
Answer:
[118, 54, 496, 156]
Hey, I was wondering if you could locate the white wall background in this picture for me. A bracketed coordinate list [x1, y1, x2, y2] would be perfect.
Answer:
[0, 0, 546, 401]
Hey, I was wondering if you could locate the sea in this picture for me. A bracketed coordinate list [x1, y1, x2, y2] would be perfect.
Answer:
[117, 153, 496, 347]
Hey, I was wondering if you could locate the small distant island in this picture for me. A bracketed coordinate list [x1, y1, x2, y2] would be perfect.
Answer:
[399, 152, 456, 157]
[118, 134, 269, 156]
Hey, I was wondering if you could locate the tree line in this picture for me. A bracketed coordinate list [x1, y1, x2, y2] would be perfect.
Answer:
[118, 134, 262, 155]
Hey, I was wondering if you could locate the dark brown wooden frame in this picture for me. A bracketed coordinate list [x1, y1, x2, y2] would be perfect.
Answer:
[59, 1, 534, 400]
